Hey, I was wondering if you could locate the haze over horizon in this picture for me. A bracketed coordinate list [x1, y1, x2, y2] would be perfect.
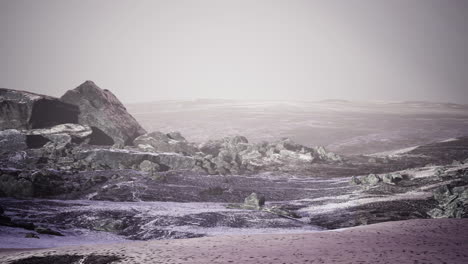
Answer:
[1, 0, 467, 104]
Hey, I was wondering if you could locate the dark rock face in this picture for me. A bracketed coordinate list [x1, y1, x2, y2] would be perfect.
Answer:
[0, 88, 79, 130]
[60, 81, 146, 146]
[75, 148, 197, 172]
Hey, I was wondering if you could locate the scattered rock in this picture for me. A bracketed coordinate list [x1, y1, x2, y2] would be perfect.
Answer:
[360, 174, 381, 185]
[25, 233, 40, 239]
[60, 81, 146, 146]
[350, 176, 361, 185]
[428, 182, 468, 218]
[197, 136, 341, 175]
[242, 192, 265, 210]
[382, 173, 404, 185]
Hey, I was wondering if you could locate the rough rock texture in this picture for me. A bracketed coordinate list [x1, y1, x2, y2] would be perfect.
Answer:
[428, 179, 468, 218]
[197, 136, 342, 175]
[134, 131, 198, 155]
[60, 81, 146, 146]
[26, 123, 92, 147]
[75, 148, 197, 172]
[0, 129, 27, 154]
[0, 88, 79, 130]
[382, 173, 404, 185]
[242, 193, 265, 210]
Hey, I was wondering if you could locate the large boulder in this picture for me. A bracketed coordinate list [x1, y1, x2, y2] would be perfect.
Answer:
[60, 81, 146, 146]
[0, 88, 79, 130]
[242, 192, 266, 210]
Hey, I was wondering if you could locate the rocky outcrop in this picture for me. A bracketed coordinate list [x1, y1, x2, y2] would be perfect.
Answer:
[0, 88, 79, 130]
[351, 173, 406, 186]
[74, 148, 198, 172]
[242, 192, 265, 210]
[197, 136, 342, 175]
[428, 181, 468, 218]
[134, 131, 198, 155]
[0, 129, 27, 154]
[26, 123, 92, 148]
[60, 81, 146, 146]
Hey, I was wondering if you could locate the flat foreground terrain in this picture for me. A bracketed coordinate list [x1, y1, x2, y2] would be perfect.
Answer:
[1, 219, 467, 264]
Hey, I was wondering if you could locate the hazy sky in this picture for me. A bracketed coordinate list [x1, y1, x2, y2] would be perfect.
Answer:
[1, 0, 467, 103]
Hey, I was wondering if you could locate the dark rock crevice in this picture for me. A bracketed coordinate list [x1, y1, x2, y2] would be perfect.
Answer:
[89, 127, 114, 146]
[29, 99, 79, 129]
[25, 135, 50, 149]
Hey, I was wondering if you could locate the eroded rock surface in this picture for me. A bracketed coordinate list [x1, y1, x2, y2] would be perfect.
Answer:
[0, 88, 79, 130]
[60, 81, 146, 146]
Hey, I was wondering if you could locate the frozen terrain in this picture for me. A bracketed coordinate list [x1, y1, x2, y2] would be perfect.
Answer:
[127, 100, 468, 154]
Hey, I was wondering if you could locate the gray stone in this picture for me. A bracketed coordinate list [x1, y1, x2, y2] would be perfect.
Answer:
[25, 233, 40, 239]
[0, 129, 27, 154]
[0, 88, 79, 130]
[167, 131, 186, 141]
[61, 81, 146, 146]
[134, 131, 198, 155]
[243, 192, 265, 210]
[139, 160, 160, 175]
[429, 183, 468, 219]
[350, 176, 361, 185]
[361, 174, 381, 185]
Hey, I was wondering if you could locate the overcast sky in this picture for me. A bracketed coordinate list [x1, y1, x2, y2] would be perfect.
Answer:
[1, 0, 467, 103]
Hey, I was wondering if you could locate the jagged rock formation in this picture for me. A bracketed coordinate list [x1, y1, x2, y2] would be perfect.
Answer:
[134, 131, 198, 155]
[74, 148, 198, 172]
[1, 81, 343, 177]
[429, 178, 468, 218]
[0, 88, 79, 130]
[196, 136, 342, 174]
[60, 81, 146, 146]
[351, 173, 405, 186]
